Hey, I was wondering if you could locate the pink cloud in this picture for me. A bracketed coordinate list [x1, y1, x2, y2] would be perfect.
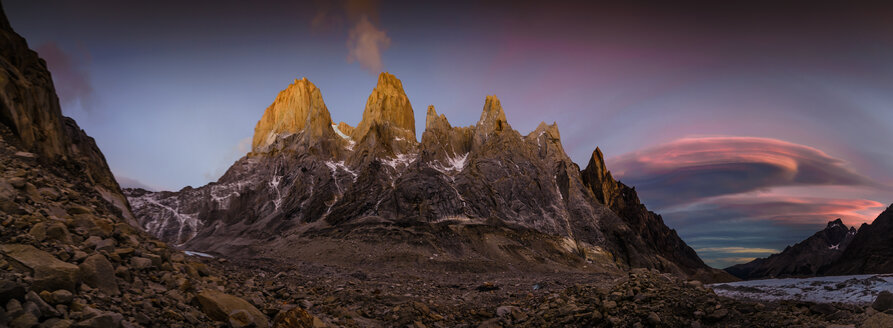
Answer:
[605, 136, 873, 208]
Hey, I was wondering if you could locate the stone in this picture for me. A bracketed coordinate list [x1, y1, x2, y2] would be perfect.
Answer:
[7, 299, 25, 318]
[130, 257, 152, 269]
[685, 281, 703, 289]
[809, 303, 837, 315]
[72, 311, 123, 328]
[196, 290, 268, 327]
[228, 309, 255, 328]
[9, 177, 26, 189]
[92, 239, 115, 253]
[67, 206, 92, 215]
[25, 291, 60, 318]
[647, 312, 661, 325]
[706, 308, 728, 321]
[873, 291, 893, 312]
[45, 223, 71, 243]
[0, 279, 26, 305]
[9, 313, 38, 328]
[0, 244, 79, 292]
[28, 223, 46, 241]
[863, 312, 893, 328]
[144, 254, 162, 267]
[78, 254, 119, 295]
[49, 290, 73, 305]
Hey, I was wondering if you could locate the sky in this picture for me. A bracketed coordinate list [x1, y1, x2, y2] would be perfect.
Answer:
[5, 0, 893, 268]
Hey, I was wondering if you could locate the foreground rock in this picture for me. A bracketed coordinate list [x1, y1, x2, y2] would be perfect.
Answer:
[0, 244, 79, 292]
[198, 289, 270, 327]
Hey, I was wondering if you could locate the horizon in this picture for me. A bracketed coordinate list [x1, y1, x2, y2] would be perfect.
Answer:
[5, 0, 893, 268]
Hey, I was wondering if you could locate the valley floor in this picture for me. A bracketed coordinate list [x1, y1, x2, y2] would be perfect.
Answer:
[202, 253, 888, 327]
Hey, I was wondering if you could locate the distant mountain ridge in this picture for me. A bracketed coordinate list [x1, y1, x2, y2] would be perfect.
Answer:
[725, 219, 856, 279]
[125, 73, 734, 282]
[824, 204, 893, 275]
[726, 205, 893, 279]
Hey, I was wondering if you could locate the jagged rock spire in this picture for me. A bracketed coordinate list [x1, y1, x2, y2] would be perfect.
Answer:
[582, 147, 620, 208]
[251, 78, 333, 152]
[350, 72, 416, 142]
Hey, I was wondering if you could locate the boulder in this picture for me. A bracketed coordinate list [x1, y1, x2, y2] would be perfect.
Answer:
[130, 257, 152, 269]
[0, 244, 79, 292]
[78, 254, 120, 295]
[73, 310, 123, 328]
[45, 223, 71, 243]
[0, 279, 26, 304]
[863, 312, 893, 328]
[873, 291, 893, 312]
[272, 307, 326, 328]
[24, 291, 60, 318]
[196, 290, 269, 327]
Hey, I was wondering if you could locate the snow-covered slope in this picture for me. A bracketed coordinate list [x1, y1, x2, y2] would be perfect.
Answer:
[710, 274, 893, 305]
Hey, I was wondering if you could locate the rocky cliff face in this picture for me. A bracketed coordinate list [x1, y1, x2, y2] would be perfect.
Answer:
[0, 6, 279, 327]
[823, 205, 893, 275]
[579, 148, 726, 281]
[725, 219, 857, 279]
[0, 5, 132, 223]
[126, 72, 730, 281]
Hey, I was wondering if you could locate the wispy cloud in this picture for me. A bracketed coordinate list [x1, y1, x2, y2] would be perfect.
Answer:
[309, 0, 390, 74]
[35, 42, 95, 112]
[114, 174, 160, 192]
[695, 247, 779, 254]
[204, 137, 252, 183]
[346, 15, 390, 74]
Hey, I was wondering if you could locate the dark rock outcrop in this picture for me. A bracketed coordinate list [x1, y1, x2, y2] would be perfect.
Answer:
[0, 4, 132, 223]
[725, 218, 856, 279]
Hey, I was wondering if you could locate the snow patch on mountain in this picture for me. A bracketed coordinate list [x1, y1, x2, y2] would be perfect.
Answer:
[382, 153, 416, 170]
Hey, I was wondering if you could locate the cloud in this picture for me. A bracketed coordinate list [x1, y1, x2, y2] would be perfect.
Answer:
[35, 43, 95, 111]
[204, 137, 252, 182]
[308, 0, 389, 74]
[607, 136, 873, 208]
[695, 247, 779, 254]
[346, 15, 391, 74]
[670, 194, 884, 228]
[115, 175, 159, 191]
[703, 257, 758, 269]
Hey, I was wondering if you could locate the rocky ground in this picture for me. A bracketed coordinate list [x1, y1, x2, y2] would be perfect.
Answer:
[4, 127, 893, 328]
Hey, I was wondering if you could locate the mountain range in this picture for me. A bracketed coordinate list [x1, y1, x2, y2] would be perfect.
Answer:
[124, 72, 733, 282]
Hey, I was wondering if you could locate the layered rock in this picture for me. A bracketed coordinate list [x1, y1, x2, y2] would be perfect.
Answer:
[725, 219, 857, 279]
[823, 205, 893, 275]
[127, 72, 728, 281]
[0, 5, 132, 223]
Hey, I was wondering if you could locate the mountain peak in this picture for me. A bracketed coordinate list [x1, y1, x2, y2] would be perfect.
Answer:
[826, 218, 846, 230]
[477, 95, 508, 129]
[350, 72, 416, 142]
[251, 77, 332, 152]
